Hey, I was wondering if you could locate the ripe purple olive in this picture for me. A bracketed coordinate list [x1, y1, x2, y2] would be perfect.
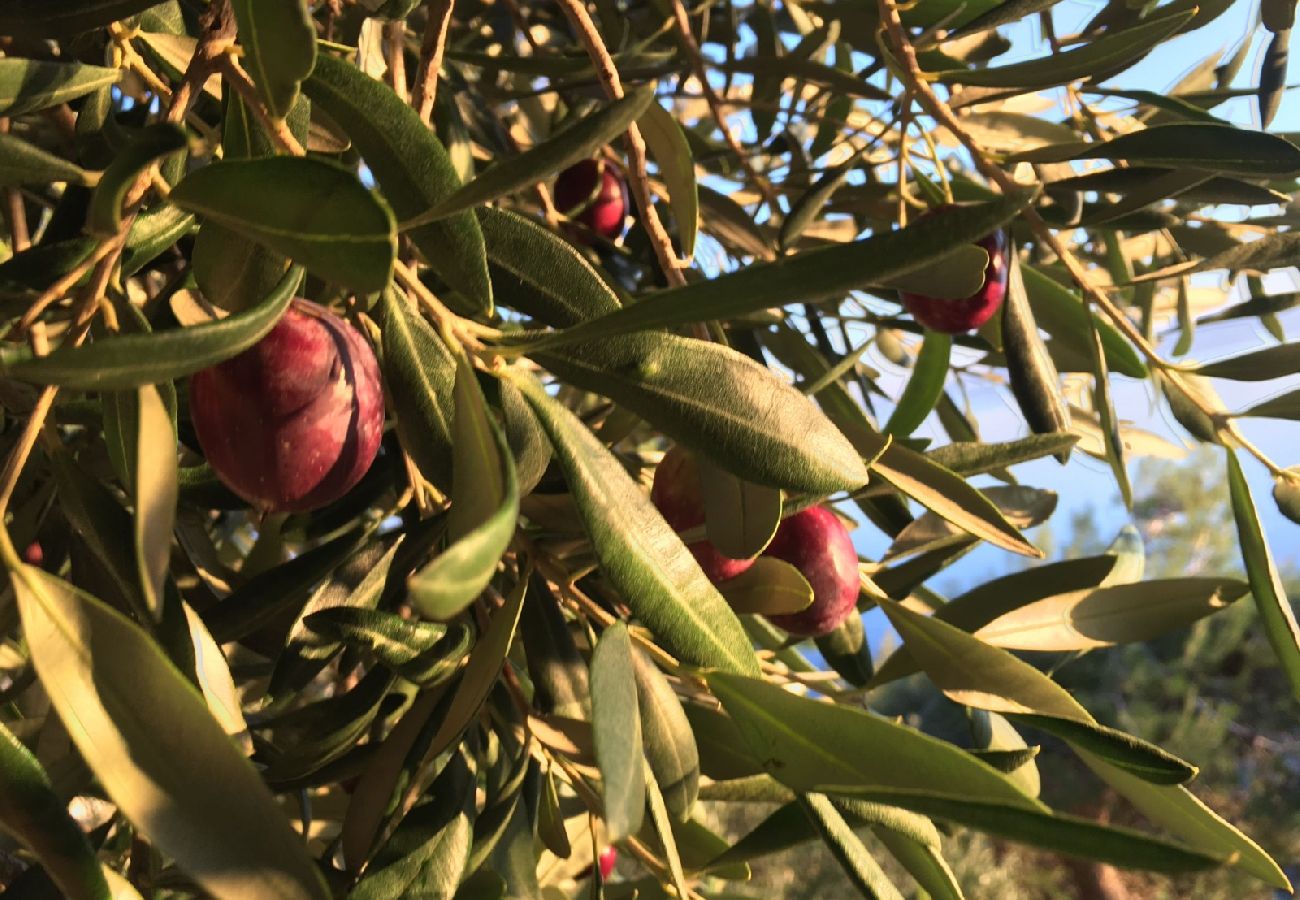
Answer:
[650, 446, 754, 584]
[598, 846, 617, 880]
[762, 506, 859, 638]
[554, 159, 628, 241]
[21, 541, 43, 567]
[898, 204, 1009, 334]
[189, 299, 384, 514]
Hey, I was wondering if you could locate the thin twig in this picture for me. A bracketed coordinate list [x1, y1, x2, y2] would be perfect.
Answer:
[666, 0, 780, 213]
[556, 0, 686, 289]
[413, 0, 455, 125]
[216, 54, 306, 156]
[385, 18, 409, 103]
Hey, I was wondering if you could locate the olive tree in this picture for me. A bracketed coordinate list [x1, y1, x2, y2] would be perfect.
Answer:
[0, 0, 1296, 897]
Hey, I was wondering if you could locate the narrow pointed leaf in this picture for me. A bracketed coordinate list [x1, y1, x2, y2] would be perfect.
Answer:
[592, 623, 645, 841]
[478, 207, 621, 327]
[632, 648, 700, 821]
[407, 87, 655, 225]
[170, 158, 395, 291]
[871, 443, 1042, 557]
[409, 357, 519, 620]
[638, 100, 699, 258]
[716, 557, 814, 616]
[86, 123, 187, 236]
[379, 288, 456, 490]
[0, 720, 111, 900]
[1226, 448, 1300, 699]
[0, 260, 298, 384]
[539, 334, 870, 493]
[133, 385, 176, 623]
[885, 330, 951, 438]
[1080, 753, 1290, 888]
[0, 132, 94, 188]
[974, 578, 1248, 651]
[1014, 123, 1300, 177]
[698, 459, 781, 560]
[1002, 254, 1070, 445]
[878, 598, 1197, 783]
[799, 793, 905, 900]
[938, 10, 1193, 88]
[230, 0, 315, 118]
[13, 566, 329, 900]
[706, 671, 1041, 808]
[527, 191, 1036, 347]
[304, 53, 491, 311]
[0, 58, 121, 115]
[512, 372, 759, 676]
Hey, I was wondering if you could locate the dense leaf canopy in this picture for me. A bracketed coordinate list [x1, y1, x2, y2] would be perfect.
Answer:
[0, 0, 1296, 897]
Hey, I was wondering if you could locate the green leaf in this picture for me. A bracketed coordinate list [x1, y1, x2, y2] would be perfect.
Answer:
[642, 763, 689, 898]
[884, 486, 1057, 561]
[1240, 388, 1300, 419]
[849, 793, 1228, 874]
[478, 207, 621, 327]
[520, 575, 590, 720]
[1015, 124, 1300, 178]
[1079, 753, 1289, 888]
[230, 0, 315, 118]
[341, 577, 526, 870]
[1198, 342, 1300, 381]
[511, 372, 759, 676]
[872, 554, 1122, 684]
[204, 526, 370, 644]
[12, 566, 329, 899]
[937, 9, 1194, 88]
[307, 609, 472, 686]
[877, 598, 1197, 784]
[0, 132, 94, 188]
[925, 433, 1081, 478]
[351, 751, 475, 900]
[633, 647, 700, 821]
[133, 385, 176, 624]
[873, 824, 963, 900]
[638, 100, 700, 259]
[0, 720, 111, 900]
[526, 190, 1036, 347]
[974, 578, 1247, 651]
[190, 93, 307, 313]
[879, 246, 991, 300]
[170, 158, 395, 291]
[0, 58, 121, 115]
[716, 557, 814, 616]
[592, 623, 645, 841]
[404, 87, 655, 226]
[870, 443, 1042, 558]
[706, 671, 1041, 809]
[1226, 448, 1300, 700]
[885, 330, 951, 438]
[379, 288, 456, 491]
[815, 613, 874, 687]
[799, 793, 905, 900]
[1002, 254, 1070, 446]
[86, 123, 187, 236]
[697, 459, 781, 560]
[409, 358, 520, 620]
[0, 265, 301, 388]
[304, 53, 491, 312]
[537, 334, 871, 494]
[1020, 264, 1146, 378]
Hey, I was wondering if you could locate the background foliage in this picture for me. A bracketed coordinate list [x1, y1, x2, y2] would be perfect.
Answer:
[0, 0, 1297, 897]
